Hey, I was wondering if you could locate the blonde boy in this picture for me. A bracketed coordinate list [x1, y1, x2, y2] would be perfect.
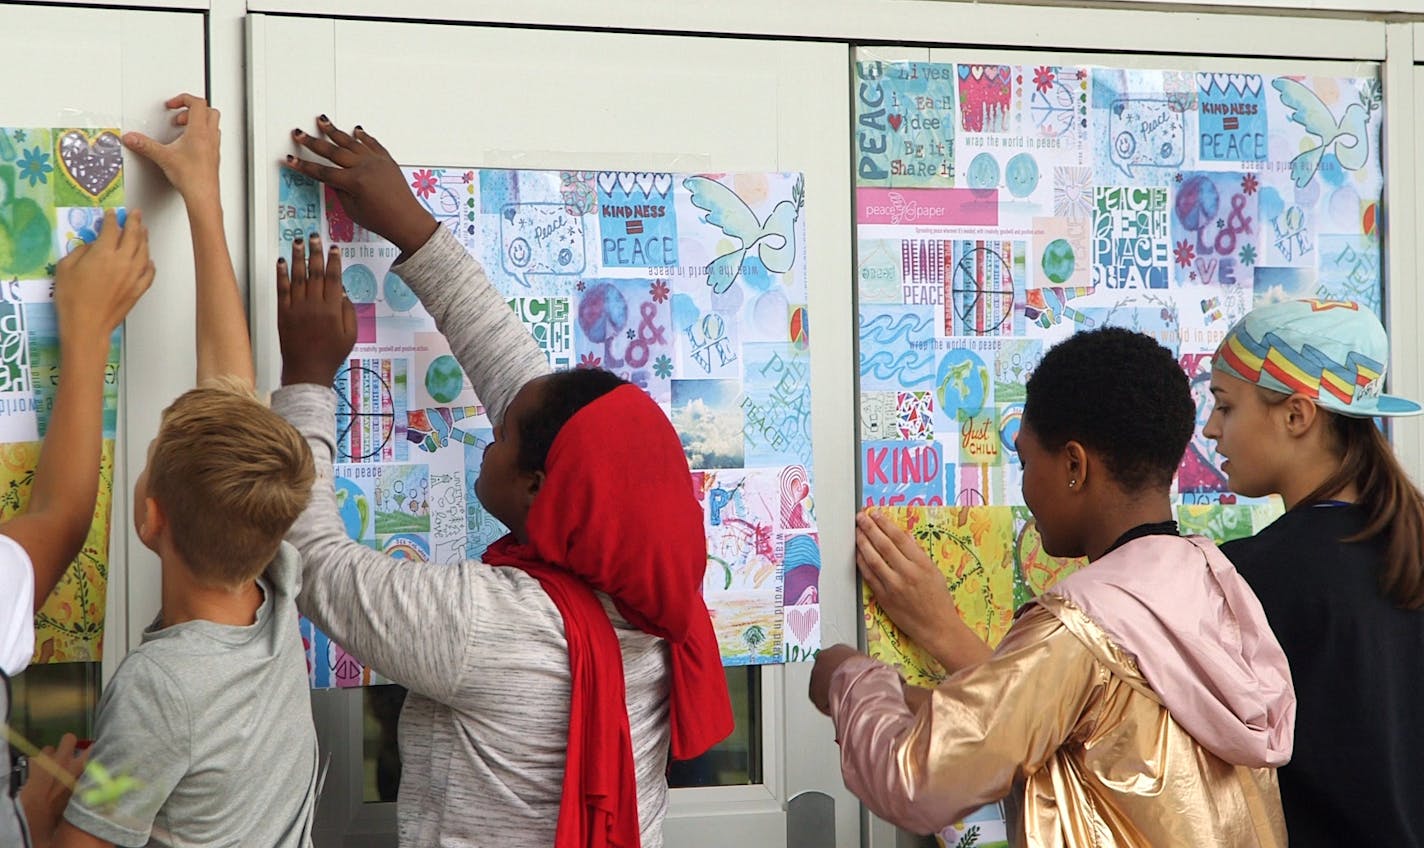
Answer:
[27, 96, 321, 848]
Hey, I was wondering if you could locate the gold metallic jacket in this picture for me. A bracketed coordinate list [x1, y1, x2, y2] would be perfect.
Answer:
[829, 598, 1287, 846]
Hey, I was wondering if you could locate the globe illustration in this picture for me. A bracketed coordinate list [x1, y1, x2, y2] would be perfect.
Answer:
[1041, 238, 1076, 285]
[936, 349, 988, 421]
[425, 355, 464, 404]
[334, 477, 368, 540]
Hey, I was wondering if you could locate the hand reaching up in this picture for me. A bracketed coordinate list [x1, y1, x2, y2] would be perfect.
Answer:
[126, 94, 254, 385]
[277, 233, 357, 387]
[123, 94, 222, 204]
[54, 209, 154, 353]
[285, 117, 438, 257]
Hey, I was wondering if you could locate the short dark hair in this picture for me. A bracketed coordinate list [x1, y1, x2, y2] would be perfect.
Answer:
[516, 368, 630, 473]
[1022, 327, 1192, 492]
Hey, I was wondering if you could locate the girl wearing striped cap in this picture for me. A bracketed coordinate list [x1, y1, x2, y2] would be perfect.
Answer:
[1206, 298, 1424, 846]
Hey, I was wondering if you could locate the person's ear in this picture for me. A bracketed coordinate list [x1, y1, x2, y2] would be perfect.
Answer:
[1064, 440, 1088, 492]
[522, 470, 545, 508]
[139, 497, 166, 549]
[1281, 393, 1320, 438]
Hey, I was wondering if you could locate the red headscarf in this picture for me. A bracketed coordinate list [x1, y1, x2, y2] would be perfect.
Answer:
[482, 384, 734, 848]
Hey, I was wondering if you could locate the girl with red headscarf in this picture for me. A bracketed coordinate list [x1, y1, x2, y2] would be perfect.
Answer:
[273, 117, 732, 847]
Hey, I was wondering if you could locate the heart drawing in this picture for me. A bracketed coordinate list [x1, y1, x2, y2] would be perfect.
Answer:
[788, 605, 819, 644]
[58, 130, 122, 199]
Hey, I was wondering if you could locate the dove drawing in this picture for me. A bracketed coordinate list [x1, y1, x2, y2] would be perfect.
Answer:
[1271, 78, 1371, 189]
[684, 175, 804, 294]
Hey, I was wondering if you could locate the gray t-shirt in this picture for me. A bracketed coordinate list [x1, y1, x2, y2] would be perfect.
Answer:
[63, 544, 319, 847]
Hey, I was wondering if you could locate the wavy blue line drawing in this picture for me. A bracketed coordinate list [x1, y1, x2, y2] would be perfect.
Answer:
[784, 534, 823, 569]
[859, 308, 935, 387]
[860, 310, 932, 343]
[861, 350, 935, 386]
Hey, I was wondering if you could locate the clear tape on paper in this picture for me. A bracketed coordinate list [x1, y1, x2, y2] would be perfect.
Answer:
[483, 149, 714, 173]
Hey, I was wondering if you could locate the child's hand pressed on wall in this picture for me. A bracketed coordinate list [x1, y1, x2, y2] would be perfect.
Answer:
[856, 510, 959, 648]
[856, 509, 992, 675]
[123, 94, 223, 204]
[53, 209, 155, 353]
[277, 233, 357, 387]
[285, 117, 438, 258]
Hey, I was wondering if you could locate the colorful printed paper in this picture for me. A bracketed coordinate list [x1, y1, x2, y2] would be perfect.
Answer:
[855, 55, 1379, 847]
[0, 127, 124, 664]
[862, 507, 1067, 688]
[279, 166, 819, 687]
[856, 57, 1381, 508]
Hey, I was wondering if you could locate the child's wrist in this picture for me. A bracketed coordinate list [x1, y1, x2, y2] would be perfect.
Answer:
[280, 365, 337, 388]
[56, 333, 110, 368]
[391, 215, 440, 259]
[183, 191, 224, 219]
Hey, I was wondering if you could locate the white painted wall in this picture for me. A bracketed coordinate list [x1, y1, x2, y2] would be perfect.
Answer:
[9, 3, 1424, 846]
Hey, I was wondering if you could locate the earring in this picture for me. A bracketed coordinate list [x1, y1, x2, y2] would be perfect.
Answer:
[1068, 480, 1077, 488]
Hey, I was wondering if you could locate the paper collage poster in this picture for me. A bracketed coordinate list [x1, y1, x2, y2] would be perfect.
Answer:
[854, 56, 1378, 848]
[0, 127, 124, 664]
[278, 166, 819, 687]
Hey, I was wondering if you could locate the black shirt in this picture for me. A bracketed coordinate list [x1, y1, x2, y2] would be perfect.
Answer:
[1104, 519, 1178, 556]
[1221, 505, 1424, 847]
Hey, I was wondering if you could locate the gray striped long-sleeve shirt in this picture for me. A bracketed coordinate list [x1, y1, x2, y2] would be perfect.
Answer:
[270, 225, 672, 848]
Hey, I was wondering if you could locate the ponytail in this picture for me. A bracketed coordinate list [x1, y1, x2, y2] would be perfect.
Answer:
[1301, 413, 1424, 609]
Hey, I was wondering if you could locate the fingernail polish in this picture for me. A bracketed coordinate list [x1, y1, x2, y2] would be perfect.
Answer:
[319, 114, 329, 123]
[277, 258, 286, 265]
[292, 128, 303, 136]
[354, 125, 364, 131]
[285, 154, 295, 162]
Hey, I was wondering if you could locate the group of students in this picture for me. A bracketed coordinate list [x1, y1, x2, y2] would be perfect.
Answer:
[0, 94, 1418, 848]
[3, 99, 730, 848]
[809, 302, 1424, 844]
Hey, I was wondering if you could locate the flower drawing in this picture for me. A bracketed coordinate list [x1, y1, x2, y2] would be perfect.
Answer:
[17, 147, 52, 187]
[410, 169, 438, 199]
[1173, 239, 1196, 268]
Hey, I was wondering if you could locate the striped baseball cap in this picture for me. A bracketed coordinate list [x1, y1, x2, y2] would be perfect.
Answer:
[1213, 299, 1420, 418]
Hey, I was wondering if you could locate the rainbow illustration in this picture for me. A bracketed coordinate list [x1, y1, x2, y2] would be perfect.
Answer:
[382, 533, 431, 563]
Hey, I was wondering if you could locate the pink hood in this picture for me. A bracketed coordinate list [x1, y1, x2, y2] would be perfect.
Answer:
[1039, 534, 1295, 768]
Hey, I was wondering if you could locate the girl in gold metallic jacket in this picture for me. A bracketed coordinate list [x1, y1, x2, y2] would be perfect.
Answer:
[810, 327, 1296, 847]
